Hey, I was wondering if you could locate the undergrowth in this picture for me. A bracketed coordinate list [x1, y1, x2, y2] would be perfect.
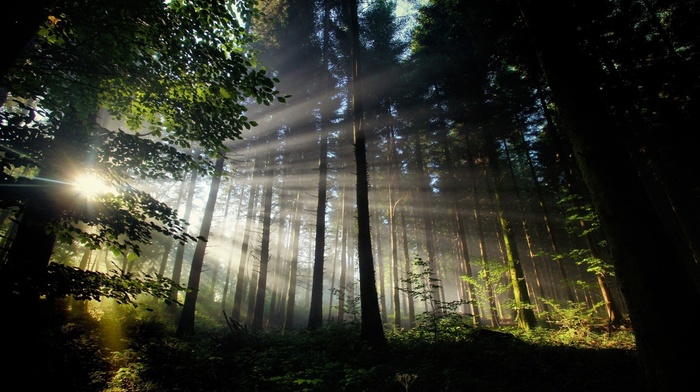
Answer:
[6, 298, 642, 392]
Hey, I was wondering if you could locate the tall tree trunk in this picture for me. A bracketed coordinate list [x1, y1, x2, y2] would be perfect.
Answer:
[253, 148, 275, 331]
[347, 0, 386, 347]
[470, 161, 500, 327]
[502, 140, 545, 314]
[373, 210, 388, 323]
[413, 135, 442, 306]
[308, 0, 334, 331]
[159, 180, 187, 277]
[520, 126, 576, 303]
[222, 182, 245, 313]
[268, 177, 289, 327]
[231, 157, 262, 322]
[284, 184, 304, 331]
[309, 71, 330, 330]
[327, 209, 342, 320]
[389, 132, 402, 328]
[491, 153, 537, 331]
[176, 153, 225, 338]
[399, 208, 415, 327]
[207, 181, 234, 303]
[579, 217, 624, 327]
[439, 134, 480, 324]
[170, 168, 198, 304]
[336, 180, 349, 321]
[3, 110, 91, 301]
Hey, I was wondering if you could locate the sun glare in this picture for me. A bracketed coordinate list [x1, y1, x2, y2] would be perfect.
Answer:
[73, 173, 113, 198]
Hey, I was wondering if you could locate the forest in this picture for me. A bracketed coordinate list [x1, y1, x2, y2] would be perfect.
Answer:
[1, 0, 697, 391]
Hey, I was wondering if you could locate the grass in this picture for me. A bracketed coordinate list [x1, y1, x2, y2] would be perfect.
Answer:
[4, 298, 642, 392]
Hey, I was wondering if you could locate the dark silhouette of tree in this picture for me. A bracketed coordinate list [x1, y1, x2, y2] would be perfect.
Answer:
[252, 145, 275, 331]
[309, 0, 334, 331]
[516, 0, 700, 389]
[346, 0, 387, 347]
[176, 154, 225, 338]
[170, 167, 198, 305]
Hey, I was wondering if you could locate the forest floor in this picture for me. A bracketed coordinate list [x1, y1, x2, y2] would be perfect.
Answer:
[5, 299, 644, 392]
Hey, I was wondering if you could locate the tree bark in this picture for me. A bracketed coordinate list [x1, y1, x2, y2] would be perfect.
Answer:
[170, 168, 198, 304]
[176, 153, 225, 338]
[284, 184, 303, 331]
[231, 157, 262, 322]
[490, 145, 537, 331]
[252, 149, 274, 331]
[347, 0, 386, 347]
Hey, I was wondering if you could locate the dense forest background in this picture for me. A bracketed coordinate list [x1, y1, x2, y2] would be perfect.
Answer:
[1, 0, 698, 391]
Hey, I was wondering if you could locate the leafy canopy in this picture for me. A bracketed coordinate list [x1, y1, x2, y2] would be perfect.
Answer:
[0, 0, 286, 256]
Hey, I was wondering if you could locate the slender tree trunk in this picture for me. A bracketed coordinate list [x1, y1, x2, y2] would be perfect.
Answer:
[284, 184, 303, 331]
[231, 157, 262, 322]
[580, 218, 624, 327]
[502, 140, 545, 314]
[521, 126, 576, 303]
[159, 179, 187, 277]
[176, 153, 225, 338]
[268, 177, 288, 327]
[373, 211, 388, 323]
[222, 182, 245, 313]
[491, 154, 537, 331]
[413, 135, 442, 306]
[400, 208, 415, 327]
[327, 210, 342, 320]
[470, 162, 500, 327]
[253, 149, 274, 331]
[308, 102, 329, 329]
[440, 134, 479, 324]
[170, 168, 198, 305]
[389, 147, 401, 329]
[336, 180, 349, 321]
[207, 182, 234, 303]
[347, 0, 386, 347]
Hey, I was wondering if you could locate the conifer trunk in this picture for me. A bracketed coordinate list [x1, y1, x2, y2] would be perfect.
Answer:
[347, 0, 386, 347]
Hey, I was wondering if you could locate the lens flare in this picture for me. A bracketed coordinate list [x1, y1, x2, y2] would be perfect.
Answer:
[73, 173, 113, 198]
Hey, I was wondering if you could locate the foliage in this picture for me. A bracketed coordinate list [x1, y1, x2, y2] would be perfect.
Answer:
[330, 282, 362, 327]
[399, 257, 472, 342]
[8, 301, 641, 391]
[461, 259, 511, 313]
[0, 0, 286, 262]
[558, 193, 615, 276]
[6, 262, 185, 307]
[537, 299, 613, 346]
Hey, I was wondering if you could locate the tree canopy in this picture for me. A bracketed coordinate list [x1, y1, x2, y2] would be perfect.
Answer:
[1, 1, 284, 262]
[0, 0, 284, 296]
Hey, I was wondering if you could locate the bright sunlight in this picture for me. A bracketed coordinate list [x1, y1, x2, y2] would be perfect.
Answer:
[73, 172, 113, 198]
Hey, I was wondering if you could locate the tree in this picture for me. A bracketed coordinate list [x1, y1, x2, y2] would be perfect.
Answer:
[516, 0, 700, 389]
[170, 167, 199, 305]
[346, 0, 387, 347]
[231, 157, 262, 322]
[492, 159, 537, 331]
[252, 144, 275, 331]
[1, 0, 283, 302]
[309, 0, 333, 331]
[176, 153, 225, 338]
